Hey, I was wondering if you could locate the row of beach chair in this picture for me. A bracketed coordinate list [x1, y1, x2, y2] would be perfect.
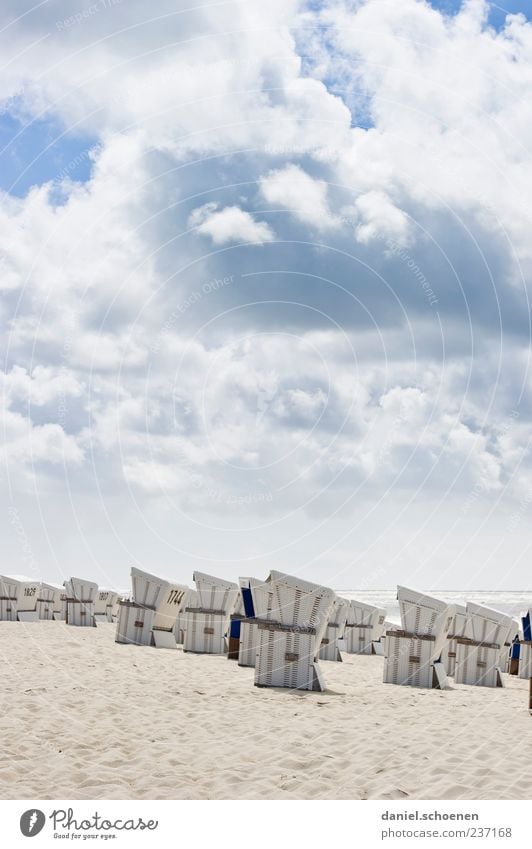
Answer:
[2, 571, 528, 697]
[383, 587, 519, 690]
[113, 569, 389, 691]
[0, 574, 122, 625]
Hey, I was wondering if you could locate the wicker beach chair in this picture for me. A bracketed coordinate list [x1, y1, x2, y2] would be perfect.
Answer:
[116, 567, 189, 647]
[453, 602, 515, 687]
[182, 572, 239, 654]
[37, 582, 63, 620]
[383, 586, 454, 689]
[319, 596, 350, 661]
[64, 576, 98, 627]
[236, 577, 273, 668]
[0, 574, 40, 622]
[518, 611, 532, 679]
[253, 571, 336, 691]
[94, 589, 119, 623]
[441, 603, 468, 677]
[344, 599, 387, 655]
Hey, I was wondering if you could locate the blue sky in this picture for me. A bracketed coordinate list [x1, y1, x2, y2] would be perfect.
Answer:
[0, 110, 95, 196]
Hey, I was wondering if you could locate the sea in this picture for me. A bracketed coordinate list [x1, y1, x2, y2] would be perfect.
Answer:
[338, 590, 532, 624]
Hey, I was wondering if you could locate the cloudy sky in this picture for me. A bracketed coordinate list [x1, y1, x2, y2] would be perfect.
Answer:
[1, 0, 532, 591]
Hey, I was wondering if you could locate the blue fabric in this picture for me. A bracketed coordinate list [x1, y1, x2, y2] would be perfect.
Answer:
[511, 642, 521, 659]
[242, 587, 255, 618]
[230, 619, 241, 638]
[522, 612, 531, 642]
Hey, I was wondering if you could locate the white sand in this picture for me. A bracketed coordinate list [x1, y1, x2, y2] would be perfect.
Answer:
[0, 621, 530, 800]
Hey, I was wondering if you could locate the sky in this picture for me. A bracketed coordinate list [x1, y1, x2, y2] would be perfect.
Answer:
[1, 0, 532, 592]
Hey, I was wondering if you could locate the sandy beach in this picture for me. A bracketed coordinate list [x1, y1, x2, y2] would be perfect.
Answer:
[0, 621, 530, 801]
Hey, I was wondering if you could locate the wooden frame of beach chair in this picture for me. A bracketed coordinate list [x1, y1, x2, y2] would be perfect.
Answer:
[344, 599, 386, 655]
[183, 572, 239, 654]
[64, 577, 98, 627]
[94, 589, 119, 623]
[116, 567, 189, 648]
[319, 596, 349, 661]
[254, 571, 336, 691]
[453, 602, 514, 687]
[0, 574, 40, 622]
[441, 603, 468, 677]
[37, 583, 63, 620]
[383, 587, 454, 689]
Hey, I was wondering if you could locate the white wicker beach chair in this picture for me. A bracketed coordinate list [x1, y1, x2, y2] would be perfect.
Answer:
[319, 596, 349, 661]
[344, 599, 387, 655]
[383, 586, 455, 689]
[176, 588, 197, 645]
[0, 574, 40, 621]
[236, 577, 273, 668]
[518, 610, 532, 679]
[227, 584, 246, 660]
[253, 571, 336, 691]
[499, 619, 519, 673]
[94, 589, 119, 623]
[519, 643, 532, 679]
[441, 603, 468, 676]
[37, 582, 63, 620]
[64, 577, 98, 627]
[116, 567, 189, 648]
[183, 572, 239, 654]
[453, 602, 515, 687]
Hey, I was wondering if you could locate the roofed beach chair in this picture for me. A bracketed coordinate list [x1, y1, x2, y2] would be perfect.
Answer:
[499, 619, 519, 674]
[64, 577, 98, 626]
[227, 585, 246, 660]
[518, 610, 532, 680]
[344, 599, 387, 655]
[94, 589, 119, 623]
[37, 582, 63, 620]
[54, 587, 67, 620]
[441, 603, 468, 677]
[453, 602, 514, 687]
[237, 577, 274, 668]
[0, 574, 40, 621]
[183, 572, 239, 654]
[383, 586, 454, 689]
[116, 567, 189, 648]
[319, 596, 349, 661]
[176, 588, 197, 645]
[253, 571, 336, 691]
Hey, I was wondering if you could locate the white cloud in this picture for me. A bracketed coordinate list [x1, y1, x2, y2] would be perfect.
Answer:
[0, 0, 531, 585]
[188, 203, 274, 245]
[261, 164, 339, 230]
